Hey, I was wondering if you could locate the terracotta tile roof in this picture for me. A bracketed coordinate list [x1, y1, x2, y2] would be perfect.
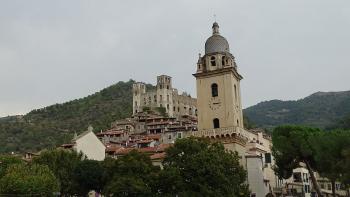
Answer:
[156, 143, 171, 151]
[138, 147, 157, 153]
[150, 152, 166, 160]
[106, 146, 123, 153]
[137, 139, 154, 144]
[143, 134, 161, 140]
[115, 147, 135, 155]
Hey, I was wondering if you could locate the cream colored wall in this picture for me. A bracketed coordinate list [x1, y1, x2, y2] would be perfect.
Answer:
[75, 131, 106, 161]
[224, 142, 246, 167]
[246, 156, 270, 197]
[196, 72, 243, 130]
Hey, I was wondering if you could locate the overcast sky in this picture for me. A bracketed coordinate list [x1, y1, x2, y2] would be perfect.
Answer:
[1, 0, 349, 117]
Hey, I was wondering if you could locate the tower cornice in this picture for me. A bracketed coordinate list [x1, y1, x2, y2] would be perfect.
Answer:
[193, 67, 243, 80]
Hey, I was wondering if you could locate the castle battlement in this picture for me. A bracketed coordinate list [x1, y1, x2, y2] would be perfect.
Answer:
[133, 75, 197, 118]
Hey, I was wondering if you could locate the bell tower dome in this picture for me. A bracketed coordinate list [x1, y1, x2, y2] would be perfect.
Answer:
[194, 22, 243, 131]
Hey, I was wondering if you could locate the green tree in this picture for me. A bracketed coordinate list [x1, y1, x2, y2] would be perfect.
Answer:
[0, 163, 59, 196]
[158, 137, 249, 197]
[341, 148, 350, 188]
[272, 125, 323, 196]
[311, 130, 350, 197]
[0, 155, 23, 178]
[73, 159, 104, 196]
[103, 150, 160, 197]
[33, 149, 85, 196]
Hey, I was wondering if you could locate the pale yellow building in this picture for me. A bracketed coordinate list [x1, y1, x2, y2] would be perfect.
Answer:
[191, 22, 277, 197]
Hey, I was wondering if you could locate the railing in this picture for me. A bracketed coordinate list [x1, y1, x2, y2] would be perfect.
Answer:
[187, 126, 249, 141]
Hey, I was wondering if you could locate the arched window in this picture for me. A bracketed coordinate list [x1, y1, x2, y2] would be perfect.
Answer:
[222, 56, 226, 66]
[211, 83, 218, 97]
[210, 56, 216, 66]
[237, 119, 239, 126]
[213, 118, 220, 129]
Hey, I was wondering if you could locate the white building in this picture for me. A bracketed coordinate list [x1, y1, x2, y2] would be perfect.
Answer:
[72, 126, 106, 161]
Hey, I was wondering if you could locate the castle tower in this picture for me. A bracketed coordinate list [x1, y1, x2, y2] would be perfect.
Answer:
[156, 75, 174, 117]
[133, 82, 146, 115]
[194, 22, 244, 131]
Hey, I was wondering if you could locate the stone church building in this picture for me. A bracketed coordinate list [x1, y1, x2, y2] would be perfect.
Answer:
[190, 22, 277, 197]
[132, 22, 279, 197]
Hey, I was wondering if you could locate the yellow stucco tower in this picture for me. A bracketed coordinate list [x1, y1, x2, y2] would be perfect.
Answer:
[194, 22, 244, 131]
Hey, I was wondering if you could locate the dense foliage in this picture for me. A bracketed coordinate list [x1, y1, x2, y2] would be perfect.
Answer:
[244, 91, 350, 129]
[0, 155, 24, 178]
[0, 80, 137, 153]
[103, 150, 160, 196]
[272, 125, 350, 196]
[0, 163, 59, 196]
[158, 138, 249, 197]
[2, 138, 247, 197]
[73, 159, 105, 196]
[33, 149, 86, 196]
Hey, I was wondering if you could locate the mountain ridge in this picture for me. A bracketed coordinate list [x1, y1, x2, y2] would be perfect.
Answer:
[243, 90, 350, 130]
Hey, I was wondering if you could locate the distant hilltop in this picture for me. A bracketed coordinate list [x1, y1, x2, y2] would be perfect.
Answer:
[244, 90, 350, 129]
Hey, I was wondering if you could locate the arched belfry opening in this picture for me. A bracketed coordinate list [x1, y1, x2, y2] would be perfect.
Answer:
[213, 118, 220, 129]
[210, 56, 216, 66]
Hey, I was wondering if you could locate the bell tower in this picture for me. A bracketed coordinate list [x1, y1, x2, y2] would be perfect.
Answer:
[194, 22, 244, 131]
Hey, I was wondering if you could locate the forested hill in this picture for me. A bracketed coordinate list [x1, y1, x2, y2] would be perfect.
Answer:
[0, 80, 138, 153]
[243, 91, 350, 130]
[1, 80, 349, 153]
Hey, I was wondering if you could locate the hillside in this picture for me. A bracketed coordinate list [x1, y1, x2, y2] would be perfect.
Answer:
[243, 91, 350, 129]
[0, 80, 140, 153]
[1, 80, 349, 153]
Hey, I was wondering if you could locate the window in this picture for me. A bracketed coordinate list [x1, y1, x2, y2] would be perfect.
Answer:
[178, 107, 180, 112]
[177, 132, 183, 139]
[210, 56, 216, 66]
[167, 104, 169, 109]
[222, 56, 226, 66]
[234, 85, 237, 102]
[211, 83, 218, 97]
[167, 85, 169, 89]
[265, 153, 271, 163]
[173, 106, 176, 111]
[168, 134, 172, 140]
[213, 118, 220, 128]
